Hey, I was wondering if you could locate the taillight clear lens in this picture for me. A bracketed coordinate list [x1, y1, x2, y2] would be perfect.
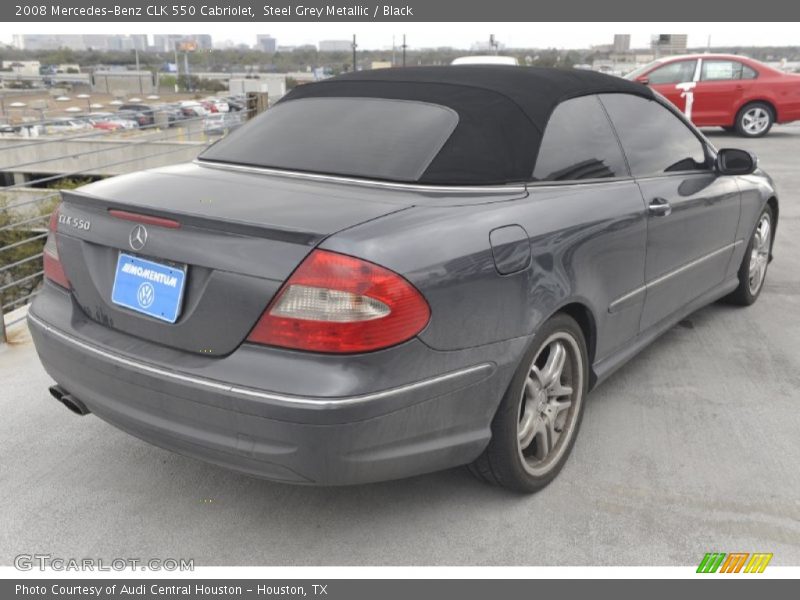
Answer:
[43, 205, 71, 289]
[270, 285, 391, 322]
[247, 250, 430, 353]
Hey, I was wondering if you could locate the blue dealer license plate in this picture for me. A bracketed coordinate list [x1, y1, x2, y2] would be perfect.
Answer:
[111, 253, 186, 323]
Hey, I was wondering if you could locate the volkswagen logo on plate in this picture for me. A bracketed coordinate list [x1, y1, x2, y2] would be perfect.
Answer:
[137, 282, 155, 308]
[129, 224, 148, 251]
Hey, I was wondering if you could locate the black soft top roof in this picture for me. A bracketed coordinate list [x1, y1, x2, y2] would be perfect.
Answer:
[280, 66, 654, 185]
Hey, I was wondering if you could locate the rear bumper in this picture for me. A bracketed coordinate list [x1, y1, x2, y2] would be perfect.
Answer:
[775, 100, 800, 124]
[28, 284, 526, 485]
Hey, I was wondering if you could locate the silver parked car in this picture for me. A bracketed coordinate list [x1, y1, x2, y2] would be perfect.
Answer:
[29, 67, 777, 492]
[203, 111, 244, 136]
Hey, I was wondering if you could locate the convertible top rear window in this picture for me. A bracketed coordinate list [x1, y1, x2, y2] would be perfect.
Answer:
[199, 97, 459, 182]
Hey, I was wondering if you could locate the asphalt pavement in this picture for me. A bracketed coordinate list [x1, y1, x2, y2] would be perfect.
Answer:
[1, 124, 799, 566]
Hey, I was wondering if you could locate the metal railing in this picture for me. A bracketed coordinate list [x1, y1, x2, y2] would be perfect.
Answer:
[0, 102, 260, 343]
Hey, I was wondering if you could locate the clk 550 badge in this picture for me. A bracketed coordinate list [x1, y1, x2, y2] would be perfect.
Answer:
[57, 213, 90, 231]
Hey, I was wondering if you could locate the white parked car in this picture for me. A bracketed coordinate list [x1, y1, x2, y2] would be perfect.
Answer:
[203, 111, 244, 135]
[452, 56, 519, 66]
[43, 118, 93, 134]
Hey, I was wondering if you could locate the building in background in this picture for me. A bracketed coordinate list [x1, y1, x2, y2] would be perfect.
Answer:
[319, 40, 352, 52]
[651, 34, 688, 56]
[13, 34, 86, 51]
[228, 75, 286, 101]
[256, 35, 277, 53]
[12, 34, 150, 52]
[111, 35, 148, 51]
[613, 34, 631, 53]
[1, 60, 41, 76]
[151, 34, 212, 52]
[83, 35, 116, 50]
[92, 70, 156, 94]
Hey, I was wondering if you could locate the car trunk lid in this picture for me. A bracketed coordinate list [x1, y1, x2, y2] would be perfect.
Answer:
[54, 163, 413, 356]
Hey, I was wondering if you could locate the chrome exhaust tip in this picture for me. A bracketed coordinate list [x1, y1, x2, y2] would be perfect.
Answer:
[49, 385, 91, 416]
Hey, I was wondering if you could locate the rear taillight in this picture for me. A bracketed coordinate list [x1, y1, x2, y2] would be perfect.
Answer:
[43, 205, 71, 289]
[247, 250, 430, 353]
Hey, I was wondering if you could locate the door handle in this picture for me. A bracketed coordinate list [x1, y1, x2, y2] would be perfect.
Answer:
[648, 197, 672, 217]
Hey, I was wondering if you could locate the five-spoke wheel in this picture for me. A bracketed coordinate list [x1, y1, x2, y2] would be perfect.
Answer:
[735, 103, 774, 138]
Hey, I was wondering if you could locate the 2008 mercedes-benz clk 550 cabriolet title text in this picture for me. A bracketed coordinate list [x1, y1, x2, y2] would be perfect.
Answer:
[29, 66, 778, 492]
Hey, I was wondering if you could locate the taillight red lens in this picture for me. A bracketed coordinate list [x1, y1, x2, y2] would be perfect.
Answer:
[43, 205, 71, 289]
[247, 250, 430, 353]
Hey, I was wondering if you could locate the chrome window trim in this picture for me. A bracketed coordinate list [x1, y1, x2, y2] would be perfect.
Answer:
[194, 159, 527, 195]
[526, 175, 635, 188]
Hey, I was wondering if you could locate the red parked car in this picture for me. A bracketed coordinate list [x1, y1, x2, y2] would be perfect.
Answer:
[625, 53, 800, 137]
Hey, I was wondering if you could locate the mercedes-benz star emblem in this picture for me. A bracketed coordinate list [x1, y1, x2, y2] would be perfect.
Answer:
[129, 224, 148, 251]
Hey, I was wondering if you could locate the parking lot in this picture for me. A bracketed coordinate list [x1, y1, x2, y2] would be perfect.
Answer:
[1, 124, 799, 567]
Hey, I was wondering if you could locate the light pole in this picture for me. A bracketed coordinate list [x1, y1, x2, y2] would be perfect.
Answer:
[402, 34, 407, 67]
[135, 48, 144, 94]
[173, 42, 180, 93]
[351, 35, 357, 72]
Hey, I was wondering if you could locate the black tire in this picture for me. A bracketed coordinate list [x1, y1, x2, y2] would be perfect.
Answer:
[726, 204, 774, 305]
[734, 102, 774, 138]
[469, 313, 589, 493]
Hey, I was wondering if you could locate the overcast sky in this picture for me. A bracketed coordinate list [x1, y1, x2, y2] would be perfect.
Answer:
[3, 22, 799, 50]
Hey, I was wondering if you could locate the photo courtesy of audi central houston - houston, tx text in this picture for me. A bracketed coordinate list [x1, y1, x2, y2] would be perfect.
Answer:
[1, 3, 799, 591]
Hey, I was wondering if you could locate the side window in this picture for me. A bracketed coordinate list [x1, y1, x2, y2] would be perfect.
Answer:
[742, 65, 758, 79]
[701, 60, 755, 81]
[533, 95, 628, 182]
[599, 94, 709, 177]
[647, 60, 697, 84]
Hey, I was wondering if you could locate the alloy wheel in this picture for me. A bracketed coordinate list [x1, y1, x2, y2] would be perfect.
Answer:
[748, 213, 771, 295]
[517, 332, 584, 477]
[742, 107, 771, 136]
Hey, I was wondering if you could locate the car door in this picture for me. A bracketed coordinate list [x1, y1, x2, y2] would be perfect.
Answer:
[692, 59, 758, 126]
[526, 94, 648, 360]
[599, 93, 741, 332]
[641, 59, 699, 117]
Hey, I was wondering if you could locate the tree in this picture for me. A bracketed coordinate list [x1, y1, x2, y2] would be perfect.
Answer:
[0, 179, 89, 312]
[0, 196, 56, 312]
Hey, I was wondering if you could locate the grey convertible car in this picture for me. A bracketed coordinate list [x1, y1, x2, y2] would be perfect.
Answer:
[29, 67, 777, 492]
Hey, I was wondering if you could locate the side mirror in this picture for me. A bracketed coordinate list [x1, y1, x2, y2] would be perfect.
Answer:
[716, 148, 757, 175]
[636, 76, 650, 85]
